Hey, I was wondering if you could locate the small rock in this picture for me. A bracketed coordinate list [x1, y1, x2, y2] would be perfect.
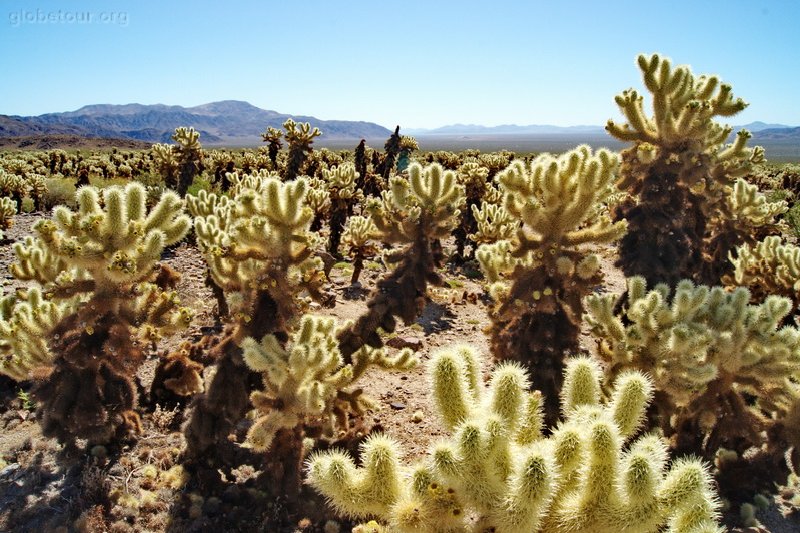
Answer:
[389, 402, 406, 410]
[412, 410, 424, 423]
[0, 463, 20, 479]
[386, 336, 424, 350]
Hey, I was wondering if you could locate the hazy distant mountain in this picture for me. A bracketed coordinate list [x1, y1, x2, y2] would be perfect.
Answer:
[0, 100, 392, 145]
[736, 121, 792, 132]
[406, 124, 606, 136]
[752, 126, 800, 140]
[407, 121, 797, 137]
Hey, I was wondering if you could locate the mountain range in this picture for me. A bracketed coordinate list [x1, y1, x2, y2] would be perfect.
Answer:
[0, 101, 392, 145]
[1, 101, 797, 149]
[406, 121, 797, 136]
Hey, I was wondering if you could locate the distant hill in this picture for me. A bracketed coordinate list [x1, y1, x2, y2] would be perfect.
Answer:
[753, 126, 800, 140]
[407, 121, 797, 137]
[0, 101, 392, 145]
[0, 135, 152, 151]
[405, 124, 606, 136]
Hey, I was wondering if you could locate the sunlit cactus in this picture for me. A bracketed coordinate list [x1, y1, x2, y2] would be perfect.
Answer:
[8, 183, 192, 445]
[729, 235, 800, 306]
[242, 314, 416, 452]
[607, 53, 765, 286]
[0, 287, 77, 382]
[172, 127, 203, 196]
[337, 162, 465, 360]
[586, 275, 800, 461]
[342, 215, 380, 284]
[307, 345, 722, 533]
[184, 175, 330, 458]
[323, 163, 363, 257]
[150, 142, 179, 190]
[477, 145, 626, 425]
[261, 126, 284, 168]
[703, 178, 786, 283]
[284, 118, 321, 181]
[452, 159, 492, 262]
[0, 196, 17, 239]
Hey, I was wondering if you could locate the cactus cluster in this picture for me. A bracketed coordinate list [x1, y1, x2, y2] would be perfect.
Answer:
[477, 145, 626, 424]
[307, 346, 722, 532]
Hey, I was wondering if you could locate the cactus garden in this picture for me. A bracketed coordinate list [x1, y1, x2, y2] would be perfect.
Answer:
[2, 55, 800, 533]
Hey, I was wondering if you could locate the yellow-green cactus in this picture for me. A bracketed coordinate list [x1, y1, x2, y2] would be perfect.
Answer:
[703, 177, 787, 282]
[341, 215, 380, 284]
[261, 126, 283, 167]
[323, 163, 364, 257]
[337, 162, 465, 360]
[242, 314, 416, 452]
[729, 235, 800, 310]
[477, 145, 626, 425]
[586, 276, 800, 458]
[607, 53, 765, 286]
[284, 118, 321, 181]
[0, 196, 17, 238]
[171, 127, 202, 196]
[307, 346, 722, 533]
[150, 142, 179, 190]
[184, 175, 331, 458]
[469, 201, 517, 246]
[0, 287, 77, 381]
[8, 183, 192, 445]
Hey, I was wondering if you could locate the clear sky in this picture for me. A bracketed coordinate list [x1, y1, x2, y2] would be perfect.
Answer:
[1, 0, 798, 129]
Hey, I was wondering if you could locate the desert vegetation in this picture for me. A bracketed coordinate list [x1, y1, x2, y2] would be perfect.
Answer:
[1, 53, 800, 532]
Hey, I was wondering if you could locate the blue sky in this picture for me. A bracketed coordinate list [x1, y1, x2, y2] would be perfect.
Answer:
[1, 0, 798, 129]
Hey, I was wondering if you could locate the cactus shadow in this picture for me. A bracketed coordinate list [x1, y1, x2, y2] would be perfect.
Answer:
[415, 300, 456, 334]
[0, 452, 81, 531]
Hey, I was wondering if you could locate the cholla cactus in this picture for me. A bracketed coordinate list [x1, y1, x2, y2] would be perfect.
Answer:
[151, 142, 179, 190]
[307, 346, 722, 533]
[452, 160, 492, 261]
[729, 235, 800, 311]
[377, 126, 402, 180]
[242, 314, 416, 451]
[184, 175, 330, 458]
[0, 196, 17, 238]
[0, 288, 77, 381]
[284, 119, 321, 181]
[337, 162, 465, 360]
[586, 276, 800, 457]
[324, 163, 363, 257]
[342, 215, 380, 284]
[477, 145, 626, 425]
[703, 178, 786, 282]
[172, 127, 202, 196]
[0, 168, 29, 206]
[9, 183, 192, 445]
[607, 53, 765, 286]
[469, 201, 517, 246]
[261, 126, 283, 168]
